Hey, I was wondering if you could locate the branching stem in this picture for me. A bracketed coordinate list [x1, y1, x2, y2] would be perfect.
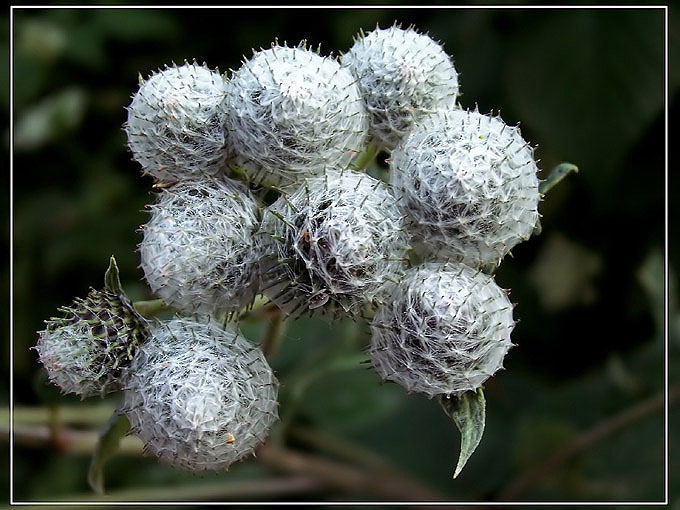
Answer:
[498, 383, 680, 500]
[5, 419, 442, 501]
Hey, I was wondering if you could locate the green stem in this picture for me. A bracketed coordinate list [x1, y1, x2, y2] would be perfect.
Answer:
[351, 143, 380, 171]
[261, 308, 286, 360]
[88, 413, 130, 494]
[132, 299, 166, 318]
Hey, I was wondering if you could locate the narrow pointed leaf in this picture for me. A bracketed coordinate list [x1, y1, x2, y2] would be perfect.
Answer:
[438, 388, 486, 479]
[104, 255, 123, 294]
[539, 162, 579, 196]
[87, 412, 130, 494]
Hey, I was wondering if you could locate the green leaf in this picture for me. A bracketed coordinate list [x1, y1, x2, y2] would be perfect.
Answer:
[539, 163, 579, 196]
[296, 365, 404, 433]
[529, 233, 602, 312]
[506, 10, 666, 191]
[636, 248, 668, 334]
[90, 10, 178, 42]
[87, 412, 130, 494]
[14, 87, 86, 151]
[438, 388, 486, 479]
[104, 255, 123, 294]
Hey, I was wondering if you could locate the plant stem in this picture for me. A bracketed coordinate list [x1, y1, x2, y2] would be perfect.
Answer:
[4, 403, 116, 427]
[47, 405, 61, 448]
[497, 383, 680, 501]
[61, 476, 326, 503]
[288, 424, 398, 474]
[261, 308, 286, 360]
[257, 442, 444, 501]
[3, 423, 143, 455]
[132, 299, 166, 318]
[6, 421, 443, 501]
[351, 143, 380, 171]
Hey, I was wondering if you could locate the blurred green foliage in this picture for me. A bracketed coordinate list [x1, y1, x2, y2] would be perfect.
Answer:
[6, 6, 677, 504]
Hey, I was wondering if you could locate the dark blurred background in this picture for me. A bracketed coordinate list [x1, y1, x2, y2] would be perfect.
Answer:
[5, 6, 678, 504]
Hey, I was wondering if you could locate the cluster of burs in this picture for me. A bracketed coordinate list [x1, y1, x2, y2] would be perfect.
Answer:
[36, 25, 541, 473]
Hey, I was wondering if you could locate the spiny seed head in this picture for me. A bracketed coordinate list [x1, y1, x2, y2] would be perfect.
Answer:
[369, 262, 514, 398]
[342, 24, 459, 151]
[125, 62, 229, 182]
[35, 288, 149, 399]
[390, 108, 540, 268]
[224, 43, 369, 189]
[140, 178, 262, 315]
[121, 316, 279, 472]
[258, 168, 409, 320]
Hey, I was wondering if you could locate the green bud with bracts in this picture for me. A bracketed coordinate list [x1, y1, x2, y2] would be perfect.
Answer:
[34, 256, 150, 399]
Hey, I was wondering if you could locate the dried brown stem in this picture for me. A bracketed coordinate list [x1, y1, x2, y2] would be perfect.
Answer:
[55, 476, 326, 502]
[7, 420, 443, 502]
[256, 442, 445, 502]
[4, 423, 143, 455]
[4, 403, 117, 427]
[289, 423, 401, 474]
[497, 383, 680, 501]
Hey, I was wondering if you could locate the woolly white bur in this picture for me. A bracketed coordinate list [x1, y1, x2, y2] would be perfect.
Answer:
[342, 25, 459, 151]
[125, 62, 229, 182]
[121, 317, 279, 472]
[224, 44, 368, 189]
[139, 178, 262, 315]
[259, 169, 409, 320]
[369, 263, 514, 398]
[390, 108, 540, 268]
[35, 323, 121, 399]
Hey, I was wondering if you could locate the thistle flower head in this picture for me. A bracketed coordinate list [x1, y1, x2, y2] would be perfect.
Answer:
[369, 263, 514, 397]
[342, 25, 459, 150]
[35, 264, 149, 399]
[139, 177, 262, 315]
[121, 316, 279, 471]
[224, 44, 368, 189]
[390, 108, 540, 268]
[259, 169, 409, 319]
[125, 62, 229, 182]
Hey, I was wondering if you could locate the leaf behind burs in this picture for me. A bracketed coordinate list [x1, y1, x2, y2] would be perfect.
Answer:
[87, 412, 130, 494]
[438, 388, 486, 479]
